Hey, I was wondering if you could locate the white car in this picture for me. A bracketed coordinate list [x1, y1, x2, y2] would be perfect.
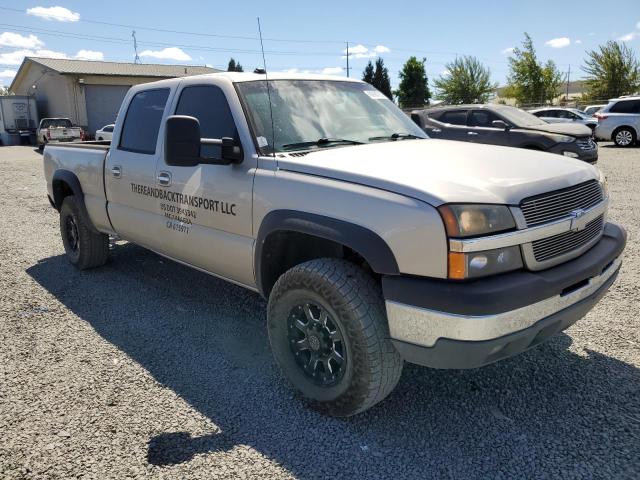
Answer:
[584, 105, 606, 116]
[529, 107, 598, 133]
[95, 124, 115, 141]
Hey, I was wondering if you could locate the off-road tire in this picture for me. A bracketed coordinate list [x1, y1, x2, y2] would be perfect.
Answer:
[612, 127, 636, 147]
[59, 196, 109, 269]
[268, 258, 403, 416]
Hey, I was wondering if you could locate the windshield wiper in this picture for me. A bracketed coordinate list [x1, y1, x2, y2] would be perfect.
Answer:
[282, 138, 364, 150]
[369, 133, 422, 141]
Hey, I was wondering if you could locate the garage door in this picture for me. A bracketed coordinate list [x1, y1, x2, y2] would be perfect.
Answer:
[84, 85, 130, 135]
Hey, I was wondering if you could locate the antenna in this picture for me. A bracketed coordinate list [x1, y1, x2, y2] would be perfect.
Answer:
[257, 17, 276, 159]
[132, 30, 140, 64]
[346, 42, 350, 77]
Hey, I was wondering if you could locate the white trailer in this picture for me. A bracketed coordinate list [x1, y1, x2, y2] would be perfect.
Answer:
[0, 96, 38, 146]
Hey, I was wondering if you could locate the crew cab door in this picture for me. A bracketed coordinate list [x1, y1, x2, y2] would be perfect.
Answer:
[154, 81, 257, 288]
[104, 87, 174, 249]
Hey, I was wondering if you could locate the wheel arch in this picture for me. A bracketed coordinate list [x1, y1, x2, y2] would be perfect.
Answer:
[255, 210, 399, 298]
[612, 125, 638, 139]
[51, 169, 99, 234]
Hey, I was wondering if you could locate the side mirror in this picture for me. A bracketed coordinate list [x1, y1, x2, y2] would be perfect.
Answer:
[492, 120, 510, 130]
[165, 115, 243, 166]
[165, 115, 201, 167]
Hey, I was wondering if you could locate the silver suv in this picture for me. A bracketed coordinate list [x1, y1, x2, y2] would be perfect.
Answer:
[594, 96, 640, 147]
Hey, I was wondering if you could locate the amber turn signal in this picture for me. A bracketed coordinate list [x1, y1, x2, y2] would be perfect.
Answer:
[448, 252, 467, 280]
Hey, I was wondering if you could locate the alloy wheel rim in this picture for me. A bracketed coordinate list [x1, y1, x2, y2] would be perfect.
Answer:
[616, 130, 632, 146]
[287, 302, 346, 386]
[65, 216, 79, 252]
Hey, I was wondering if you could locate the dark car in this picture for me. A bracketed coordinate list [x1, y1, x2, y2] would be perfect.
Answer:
[411, 105, 598, 164]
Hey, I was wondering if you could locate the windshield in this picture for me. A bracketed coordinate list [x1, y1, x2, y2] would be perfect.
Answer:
[567, 108, 590, 119]
[42, 119, 73, 128]
[236, 80, 427, 153]
[497, 106, 547, 127]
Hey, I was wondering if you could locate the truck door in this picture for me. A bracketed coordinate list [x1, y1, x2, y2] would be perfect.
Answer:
[104, 87, 173, 249]
[154, 82, 256, 288]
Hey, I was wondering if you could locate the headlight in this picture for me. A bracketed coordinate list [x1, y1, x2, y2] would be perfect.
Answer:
[438, 204, 522, 279]
[546, 134, 575, 143]
[438, 204, 516, 237]
[598, 170, 609, 198]
[448, 246, 524, 279]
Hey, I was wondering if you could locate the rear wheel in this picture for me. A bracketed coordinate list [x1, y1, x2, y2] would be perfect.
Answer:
[613, 127, 636, 147]
[268, 258, 403, 416]
[59, 196, 109, 269]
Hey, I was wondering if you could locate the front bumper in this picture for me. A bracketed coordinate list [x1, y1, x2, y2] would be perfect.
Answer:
[383, 222, 626, 369]
[547, 140, 598, 164]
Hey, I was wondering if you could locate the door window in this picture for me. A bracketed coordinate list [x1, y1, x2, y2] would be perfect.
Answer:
[175, 85, 238, 159]
[610, 99, 640, 114]
[468, 110, 501, 127]
[119, 88, 169, 154]
[439, 110, 467, 125]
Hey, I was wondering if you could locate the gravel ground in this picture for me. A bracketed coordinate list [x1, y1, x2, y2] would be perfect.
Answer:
[0, 144, 639, 479]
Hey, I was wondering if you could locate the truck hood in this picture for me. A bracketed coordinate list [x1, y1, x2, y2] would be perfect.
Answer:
[276, 139, 599, 205]
[519, 122, 593, 136]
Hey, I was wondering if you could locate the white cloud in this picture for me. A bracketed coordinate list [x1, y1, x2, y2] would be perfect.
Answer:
[342, 44, 390, 59]
[0, 32, 44, 49]
[373, 45, 390, 53]
[545, 37, 571, 48]
[139, 47, 191, 61]
[575, 39, 583, 44]
[26, 6, 80, 22]
[0, 69, 17, 78]
[75, 49, 104, 61]
[321, 67, 343, 75]
[0, 48, 67, 65]
[618, 32, 637, 42]
[502, 47, 515, 55]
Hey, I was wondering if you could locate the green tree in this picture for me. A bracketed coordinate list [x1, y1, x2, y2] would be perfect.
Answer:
[362, 60, 374, 84]
[372, 57, 393, 100]
[434, 55, 497, 104]
[227, 58, 244, 72]
[395, 56, 430, 108]
[0, 86, 9, 95]
[582, 41, 640, 100]
[504, 33, 563, 105]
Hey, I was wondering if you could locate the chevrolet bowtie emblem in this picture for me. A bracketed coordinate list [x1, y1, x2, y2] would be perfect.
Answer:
[569, 209, 588, 232]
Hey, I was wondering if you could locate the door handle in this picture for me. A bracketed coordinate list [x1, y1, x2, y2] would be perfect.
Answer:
[431, 128, 442, 133]
[111, 165, 122, 178]
[157, 171, 172, 187]
[467, 131, 479, 136]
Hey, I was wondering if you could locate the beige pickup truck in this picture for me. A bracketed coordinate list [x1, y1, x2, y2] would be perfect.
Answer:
[43, 73, 626, 416]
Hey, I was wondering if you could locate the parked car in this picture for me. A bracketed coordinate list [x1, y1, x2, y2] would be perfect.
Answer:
[43, 73, 625, 416]
[95, 124, 115, 141]
[411, 105, 598, 163]
[594, 95, 640, 147]
[529, 107, 598, 132]
[37, 118, 82, 151]
[584, 104, 606, 116]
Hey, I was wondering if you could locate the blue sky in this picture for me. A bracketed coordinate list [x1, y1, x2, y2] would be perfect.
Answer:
[1, 1, 639, 89]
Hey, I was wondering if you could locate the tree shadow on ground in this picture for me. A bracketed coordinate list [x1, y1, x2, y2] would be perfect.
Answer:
[26, 243, 640, 479]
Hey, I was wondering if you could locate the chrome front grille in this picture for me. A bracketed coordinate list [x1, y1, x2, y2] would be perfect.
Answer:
[532, 215, 604, 262]
[576, 137, 596, 150]
[520, 180, 603, 227]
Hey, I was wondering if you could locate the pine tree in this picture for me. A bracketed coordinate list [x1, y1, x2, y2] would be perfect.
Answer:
[227, 58, 244, 72]
[362, 61, 374, 84]
[372, 58, 393, 100]
[395, 57, 431, 108]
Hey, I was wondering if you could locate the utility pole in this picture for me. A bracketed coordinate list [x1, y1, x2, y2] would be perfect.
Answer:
[132, 30, 141, 64]
[565, 64, 571, 104]
[346, 42, 350, 78]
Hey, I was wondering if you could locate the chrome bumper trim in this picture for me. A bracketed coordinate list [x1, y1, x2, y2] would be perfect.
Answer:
[386, 257, 621, 348]
[448, 197, 608, 253]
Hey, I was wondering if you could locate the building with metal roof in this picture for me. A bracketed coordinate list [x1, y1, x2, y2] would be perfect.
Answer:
[9, 57, 219, 136]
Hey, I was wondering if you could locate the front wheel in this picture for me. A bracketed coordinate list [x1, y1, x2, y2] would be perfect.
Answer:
[613, 127, 636, 147]
[268, 258, 403, 416]
[59, 196, 110, 269]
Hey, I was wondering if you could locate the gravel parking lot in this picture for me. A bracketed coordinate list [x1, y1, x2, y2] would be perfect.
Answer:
[1, 144, 639, 479]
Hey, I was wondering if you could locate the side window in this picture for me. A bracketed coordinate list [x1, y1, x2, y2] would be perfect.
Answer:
[175, 85, 238, 159]
[440, 110, 467, 126]
[468, 110, 500, 127]
[610, 100, 640, 114]
[119, 88, 169, 154]
[532, 111, 545, 118]
[104, 125, 114, 132]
